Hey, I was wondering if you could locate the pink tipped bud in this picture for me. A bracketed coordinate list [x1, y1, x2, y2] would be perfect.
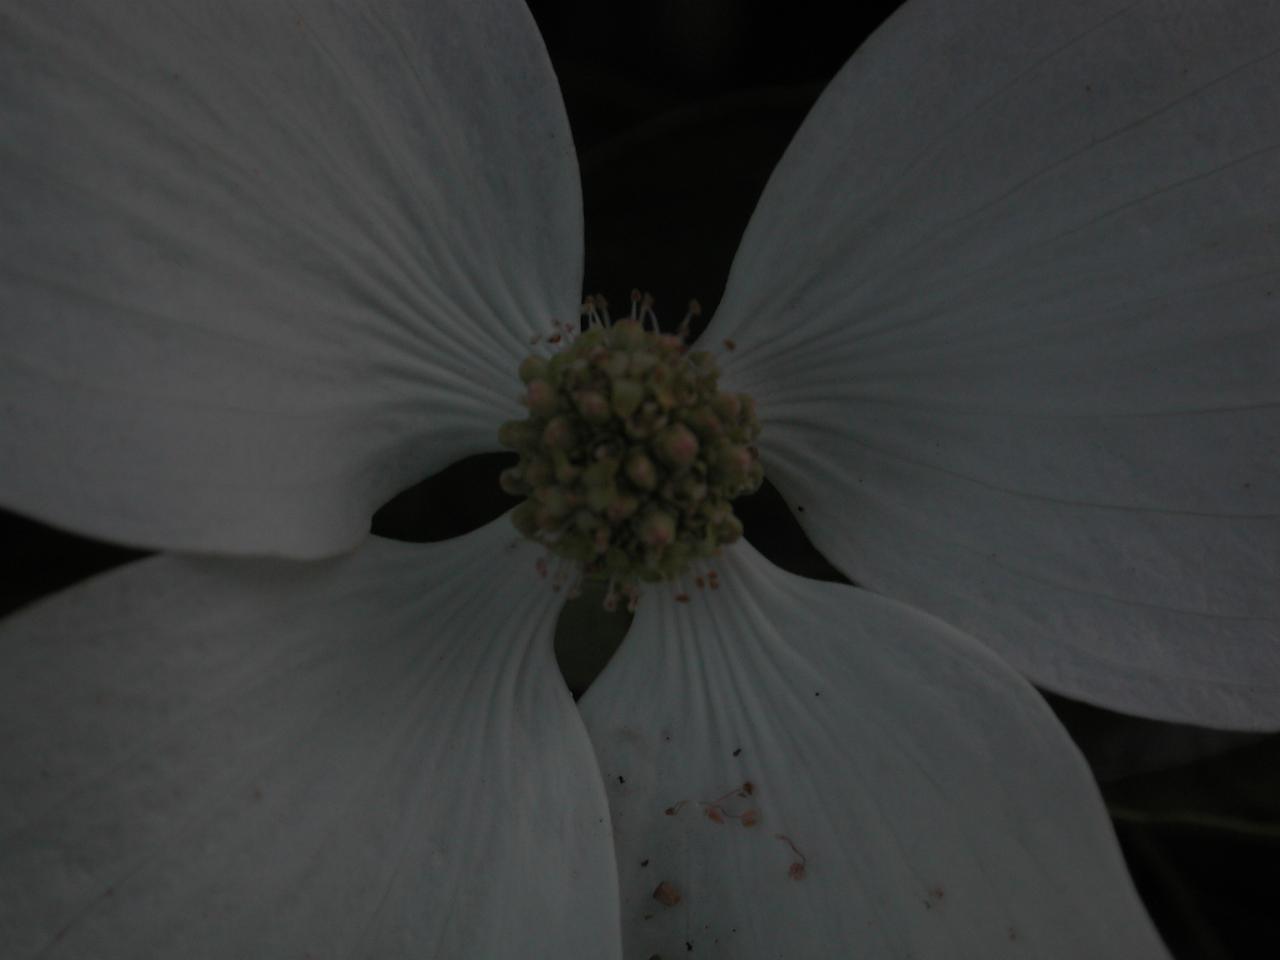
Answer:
[685, 408, 723, 438]
[718, 443, 754, 484]
[656, 423, 699, 468]
[638, 510, 676, 548]
[573, 389, 610, 424]
[542, 416, 573, 451]
[625, 452, 657, 490]
[525, 379, 558, 417]
[681, 478, 707, 503]
[713, 392, 741, 422]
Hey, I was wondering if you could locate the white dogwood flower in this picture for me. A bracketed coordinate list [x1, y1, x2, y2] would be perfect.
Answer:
[1, 1, 1276, 958]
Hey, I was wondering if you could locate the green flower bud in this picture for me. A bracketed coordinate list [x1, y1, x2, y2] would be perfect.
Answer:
[627, 351, 658, 377]
[498, 419, 533, 450]
[547, 350, 570, 381]
[576, 327, 606, 352]
[652, 382, 678, 410]
[611, 379, 645, 418]
[680, 477, 708, 503]
[534, 485, 570, 518]
[606, 352, 630, 379]
[716, 514, 744, 544]
[511, 501, 539, 537]
[519, 355, 549, 383]
[608, 319, 646, 350]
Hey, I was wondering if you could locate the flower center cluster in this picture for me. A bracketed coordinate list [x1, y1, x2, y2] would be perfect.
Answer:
[499, 301, 762, 595]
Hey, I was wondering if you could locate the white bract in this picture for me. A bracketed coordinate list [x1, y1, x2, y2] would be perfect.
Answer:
[1, 1, 1276, 957]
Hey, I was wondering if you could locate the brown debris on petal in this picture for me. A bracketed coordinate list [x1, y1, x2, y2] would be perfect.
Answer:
[653, 881, 682, 907]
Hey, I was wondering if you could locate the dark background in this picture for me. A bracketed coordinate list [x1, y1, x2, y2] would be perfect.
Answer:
[1, 1, 1275, 956]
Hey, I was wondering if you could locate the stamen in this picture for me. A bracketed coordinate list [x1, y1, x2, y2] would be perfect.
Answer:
[775, 834, 808, 880]
[602, 576, 620, 612]
[675, 298, 701, 341]
[698, 782, 762, 828]
[640, 292, 659, 333]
